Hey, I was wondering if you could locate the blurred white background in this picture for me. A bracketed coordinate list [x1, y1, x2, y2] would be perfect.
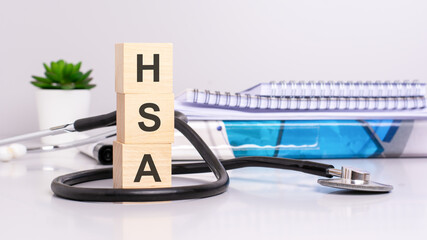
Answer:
[0, 0, 426, 136]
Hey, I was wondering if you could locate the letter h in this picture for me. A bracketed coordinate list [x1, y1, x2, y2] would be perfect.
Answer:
[137, 54, 159, 82]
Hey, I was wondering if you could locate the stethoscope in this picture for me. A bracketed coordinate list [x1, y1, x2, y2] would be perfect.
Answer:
[0, 111, 393, 202]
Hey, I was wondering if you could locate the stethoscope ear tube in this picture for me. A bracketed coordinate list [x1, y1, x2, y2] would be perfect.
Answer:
[73, 111, 117, 132]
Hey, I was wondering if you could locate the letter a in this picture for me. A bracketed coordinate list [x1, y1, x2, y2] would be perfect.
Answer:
[134, 154, 161, 182]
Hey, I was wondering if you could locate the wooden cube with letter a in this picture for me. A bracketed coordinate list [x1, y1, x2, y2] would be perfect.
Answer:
[116, 93, 174, 144]
[115, 43, 173, 94]
[113, 141, 172, 188]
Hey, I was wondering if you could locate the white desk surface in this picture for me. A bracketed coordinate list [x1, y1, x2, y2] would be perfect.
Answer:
[0, 149, 426, 240]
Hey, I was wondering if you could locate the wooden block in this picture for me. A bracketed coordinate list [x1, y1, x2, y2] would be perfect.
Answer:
[115, 43, 173, 94]
[113, 141, 172, 189]
[116, 93, 174, 144]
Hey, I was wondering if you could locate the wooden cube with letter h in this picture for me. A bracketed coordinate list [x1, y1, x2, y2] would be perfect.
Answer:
[114, 43, 174, 189]
[115, 43, 173, 94]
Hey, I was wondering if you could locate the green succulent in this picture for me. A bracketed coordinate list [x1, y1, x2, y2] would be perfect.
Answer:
[31, 60, 95, 90]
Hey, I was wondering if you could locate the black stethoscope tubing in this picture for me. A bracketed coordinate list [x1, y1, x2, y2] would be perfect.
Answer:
[51, 111, 334, 202]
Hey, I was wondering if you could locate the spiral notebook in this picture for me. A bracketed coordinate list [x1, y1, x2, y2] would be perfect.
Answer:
[240, 80, 426, 97]
[179, 89, 425, 111]
[175, 81, 427, 120]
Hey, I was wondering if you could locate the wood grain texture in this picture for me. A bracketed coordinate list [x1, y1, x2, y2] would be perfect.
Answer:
[116, 93, 174, 144]
[113, 141, 172, 189]
[115, 43, 173, 94]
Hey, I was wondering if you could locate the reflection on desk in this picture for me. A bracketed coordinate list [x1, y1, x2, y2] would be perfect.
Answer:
[0, 149, 425, 240]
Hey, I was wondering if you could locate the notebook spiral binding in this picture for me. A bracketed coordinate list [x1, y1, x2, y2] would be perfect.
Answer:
[190, 89, 426, 111]
[264, 80, 425, 97]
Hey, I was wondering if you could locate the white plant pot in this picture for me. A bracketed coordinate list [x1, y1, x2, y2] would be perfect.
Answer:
[36, 89, 91, 144]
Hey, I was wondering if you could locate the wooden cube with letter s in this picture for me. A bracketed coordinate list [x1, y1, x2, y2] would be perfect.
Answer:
[114, 43, 174, 189]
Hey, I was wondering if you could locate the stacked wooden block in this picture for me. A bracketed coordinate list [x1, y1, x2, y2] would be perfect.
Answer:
[114, 43, 174, 189]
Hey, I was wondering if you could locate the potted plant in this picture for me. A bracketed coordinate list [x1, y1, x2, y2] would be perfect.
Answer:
[31, 60, 95, 143]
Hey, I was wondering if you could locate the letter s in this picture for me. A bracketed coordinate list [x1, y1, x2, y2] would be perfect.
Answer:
[138, 103, 161, 132]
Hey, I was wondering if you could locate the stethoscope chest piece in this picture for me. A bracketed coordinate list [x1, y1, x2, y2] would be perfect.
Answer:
[317, 166, 393, 193]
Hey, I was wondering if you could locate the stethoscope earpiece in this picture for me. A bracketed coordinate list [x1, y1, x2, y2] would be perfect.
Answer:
[0, 144, 27, 162]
